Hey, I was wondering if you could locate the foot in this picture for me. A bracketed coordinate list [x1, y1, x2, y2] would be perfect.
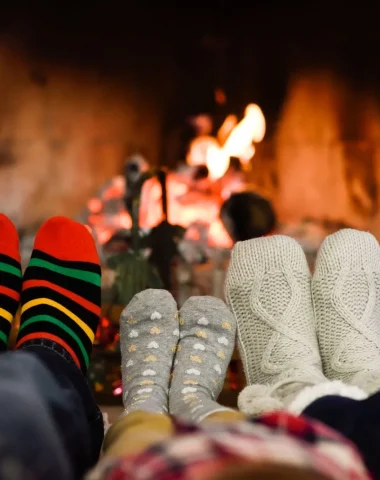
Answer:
[313, 229, 380, 394]
[0, 214, 21, 350]
[226, 235, 327, 415]
[16, 216, 101, 373]
[120, 289, 179, 414]
[169, 296, 236, 422]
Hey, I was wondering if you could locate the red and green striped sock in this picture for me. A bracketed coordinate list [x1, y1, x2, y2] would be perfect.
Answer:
[0, 215, 21, 350]
[16, 216, 101, 372]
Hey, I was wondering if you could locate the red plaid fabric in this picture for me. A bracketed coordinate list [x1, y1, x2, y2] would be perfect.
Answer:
[88, 412, 370, 480]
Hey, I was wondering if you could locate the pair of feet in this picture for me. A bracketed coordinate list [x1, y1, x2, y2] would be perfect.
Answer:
[121, 291, 237, 422]
[0, 215, 101, 373]
[226, 229, 380, 415]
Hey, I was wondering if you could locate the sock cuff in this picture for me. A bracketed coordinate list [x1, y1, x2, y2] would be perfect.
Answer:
[287, 381, 368, 415]
[197, 406, 237, 423]
[238, 384, 284, 417]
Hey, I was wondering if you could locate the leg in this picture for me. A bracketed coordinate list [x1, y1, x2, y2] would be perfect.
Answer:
[203, 410, 245, 422]
[0, 214, 22, 349]
[24, 345, 104, 471]
[0, 351, 74, 480]
[310, 229, 380, 476]
[313, 229, 380, 393]
[103, 411, 174, 457]
[120, 289, 179, 414]
[104, 292, 243, 457]
[16, 217, 104, 473]
[169, 296, 239, 422]
[102, 289, 178, 458]
[303, 392, 380, 478]
[225, 235, 365, 416]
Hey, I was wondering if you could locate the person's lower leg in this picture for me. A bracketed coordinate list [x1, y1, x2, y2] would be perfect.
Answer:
[169, 296, 238, 422]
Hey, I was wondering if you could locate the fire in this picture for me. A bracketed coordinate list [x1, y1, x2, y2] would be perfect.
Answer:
[206, 144, 230, 181]
[187, 103, 266, 177]
[86, 104, 265, 250]
[186, 136, 220, 167]
[222, 103, 265, 164]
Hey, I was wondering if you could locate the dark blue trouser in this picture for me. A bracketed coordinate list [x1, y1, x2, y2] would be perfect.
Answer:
[304, 393, 380, 478]
[0, 342, 103, 480]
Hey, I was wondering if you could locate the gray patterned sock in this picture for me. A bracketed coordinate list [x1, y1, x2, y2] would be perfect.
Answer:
[169, 296, 237, 422]
[120, 289, 179, 414]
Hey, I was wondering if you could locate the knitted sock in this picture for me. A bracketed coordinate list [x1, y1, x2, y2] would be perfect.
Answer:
[313, 229, 380, 393]
[16, 217, 101, 373]
[169, 296, 236, 423]
[121, 289, 179, 414]
[225, 236, 325, 416]
[0, 215, 22, 350]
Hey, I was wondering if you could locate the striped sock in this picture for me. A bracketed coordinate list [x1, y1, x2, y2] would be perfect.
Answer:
[16, 216, 101, 372]
[0, 215, 21, 350]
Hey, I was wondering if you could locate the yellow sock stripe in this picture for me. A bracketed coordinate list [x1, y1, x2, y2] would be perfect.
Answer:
[0, 308, 13, 323]
[21, 298, 94, 342]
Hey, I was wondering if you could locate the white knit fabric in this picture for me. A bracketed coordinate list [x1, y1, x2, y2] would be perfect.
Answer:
[225, 235, 324, 397]
[287, 381, 367, 415]
[312, 229, 380, 393]
[237, 367, 326, 416]
[238, 377, 367, 417]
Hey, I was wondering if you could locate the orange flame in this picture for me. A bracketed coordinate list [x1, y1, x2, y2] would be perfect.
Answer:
[187, 103, 266, 178]
[222, 103, 265, 164]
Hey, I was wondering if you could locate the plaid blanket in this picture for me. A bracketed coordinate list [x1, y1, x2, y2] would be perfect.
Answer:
[88, 411, 370, 480]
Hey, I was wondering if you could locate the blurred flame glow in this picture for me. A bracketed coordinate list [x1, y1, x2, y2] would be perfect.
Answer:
[206, 145, 230, 181]
[188, 103, 266, 178]
[222, 103, 265, 161]
[86, 104, 265, 249]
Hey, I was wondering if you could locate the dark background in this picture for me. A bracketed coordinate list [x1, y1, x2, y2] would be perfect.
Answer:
[1, 3, 379, 141]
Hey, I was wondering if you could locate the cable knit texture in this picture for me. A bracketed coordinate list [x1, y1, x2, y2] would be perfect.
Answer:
[312, 229, 380, 394]
[225, 235, 327, 415]
[226, 235, 322, 383]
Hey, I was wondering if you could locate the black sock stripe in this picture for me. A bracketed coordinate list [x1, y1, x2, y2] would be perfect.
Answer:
[0, 253, 21, 269]
[0, 272, 22, 292]
[0, 294, 19, 314]
[0, 317, 12, 334]
[31, 250, 101, 274]
[23, 267, 101, 301]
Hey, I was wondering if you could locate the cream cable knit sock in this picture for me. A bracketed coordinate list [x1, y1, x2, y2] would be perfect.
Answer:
[313, 229, 380, 394]
[226, 236, 325, 415]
